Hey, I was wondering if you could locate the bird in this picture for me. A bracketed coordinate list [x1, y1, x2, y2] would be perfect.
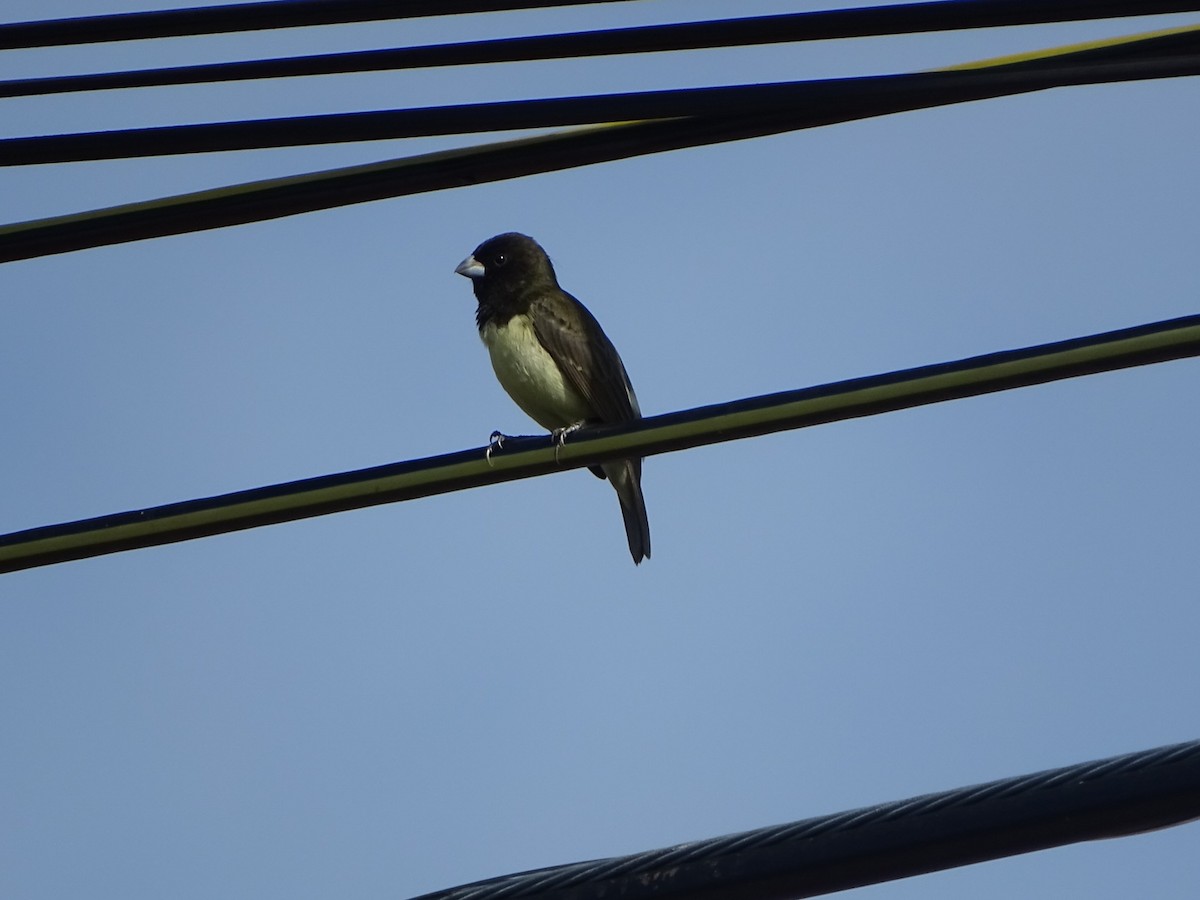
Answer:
[455, 232, 651, 564]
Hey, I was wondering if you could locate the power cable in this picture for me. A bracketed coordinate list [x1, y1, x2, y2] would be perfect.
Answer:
[2, 1, 1198, 97]
[1, 27, 1196, 264]
[4, 37, 1199, 165]
[0, 0, 630, 50]
[410, 739, 1200, 900]
[2, 313, 1196, 573]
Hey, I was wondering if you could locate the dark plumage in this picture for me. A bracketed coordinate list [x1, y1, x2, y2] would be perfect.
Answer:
[455, 233, 651, 564]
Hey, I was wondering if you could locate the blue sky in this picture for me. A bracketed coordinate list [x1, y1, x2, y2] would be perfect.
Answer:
[2, 2, 1198, 899]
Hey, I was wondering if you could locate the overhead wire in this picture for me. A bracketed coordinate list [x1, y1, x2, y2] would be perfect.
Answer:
[406, 739, 1200, 900]
[1, 25, 1198, 263]
[0, 0, 631, 50]
[4, 28, 1200, 165]
[2, 0, 1199, 98]
[2, 313, 1197, 573]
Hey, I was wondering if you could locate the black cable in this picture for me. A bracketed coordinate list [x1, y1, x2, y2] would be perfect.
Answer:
[3, 1, 1199, 98]
[2, 313, 1197, 573]
[3, 33, 1198, 166]
[411, 740, 1200, 900]
[0, 29, 1192, 262]
[0, 0, 630, 50]
[1, 41, 1195, 264]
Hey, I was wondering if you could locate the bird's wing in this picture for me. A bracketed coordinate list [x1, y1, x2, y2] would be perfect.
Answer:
[529, 290, 639, 425]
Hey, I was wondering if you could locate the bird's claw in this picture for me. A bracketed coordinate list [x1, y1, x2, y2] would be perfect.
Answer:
[485, 431, 507, 467]
[551, 422, 585, 464]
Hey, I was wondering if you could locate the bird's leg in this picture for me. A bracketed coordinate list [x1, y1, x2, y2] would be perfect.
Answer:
[551, 421, 586, 464]
[485, 430, 508, 467]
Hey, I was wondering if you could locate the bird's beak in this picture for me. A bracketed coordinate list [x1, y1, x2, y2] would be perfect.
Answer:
[455, 255, 485, 279]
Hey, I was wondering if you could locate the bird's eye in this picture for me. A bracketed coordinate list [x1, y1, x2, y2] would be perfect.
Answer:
[493, 253, 508, 267]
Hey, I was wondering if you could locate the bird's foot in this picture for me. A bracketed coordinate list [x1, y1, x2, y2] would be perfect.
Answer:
[485, 431, 508, 467]
[551, 422, 586, 464]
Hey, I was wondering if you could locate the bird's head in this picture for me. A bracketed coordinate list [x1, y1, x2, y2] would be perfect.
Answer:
[455, 232, 557, 304]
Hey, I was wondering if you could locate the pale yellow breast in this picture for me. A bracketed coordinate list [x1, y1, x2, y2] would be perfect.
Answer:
[480, 315, 591, 430]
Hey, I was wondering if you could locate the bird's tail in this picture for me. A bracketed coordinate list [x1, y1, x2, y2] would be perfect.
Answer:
[602, 459, 651, 565]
